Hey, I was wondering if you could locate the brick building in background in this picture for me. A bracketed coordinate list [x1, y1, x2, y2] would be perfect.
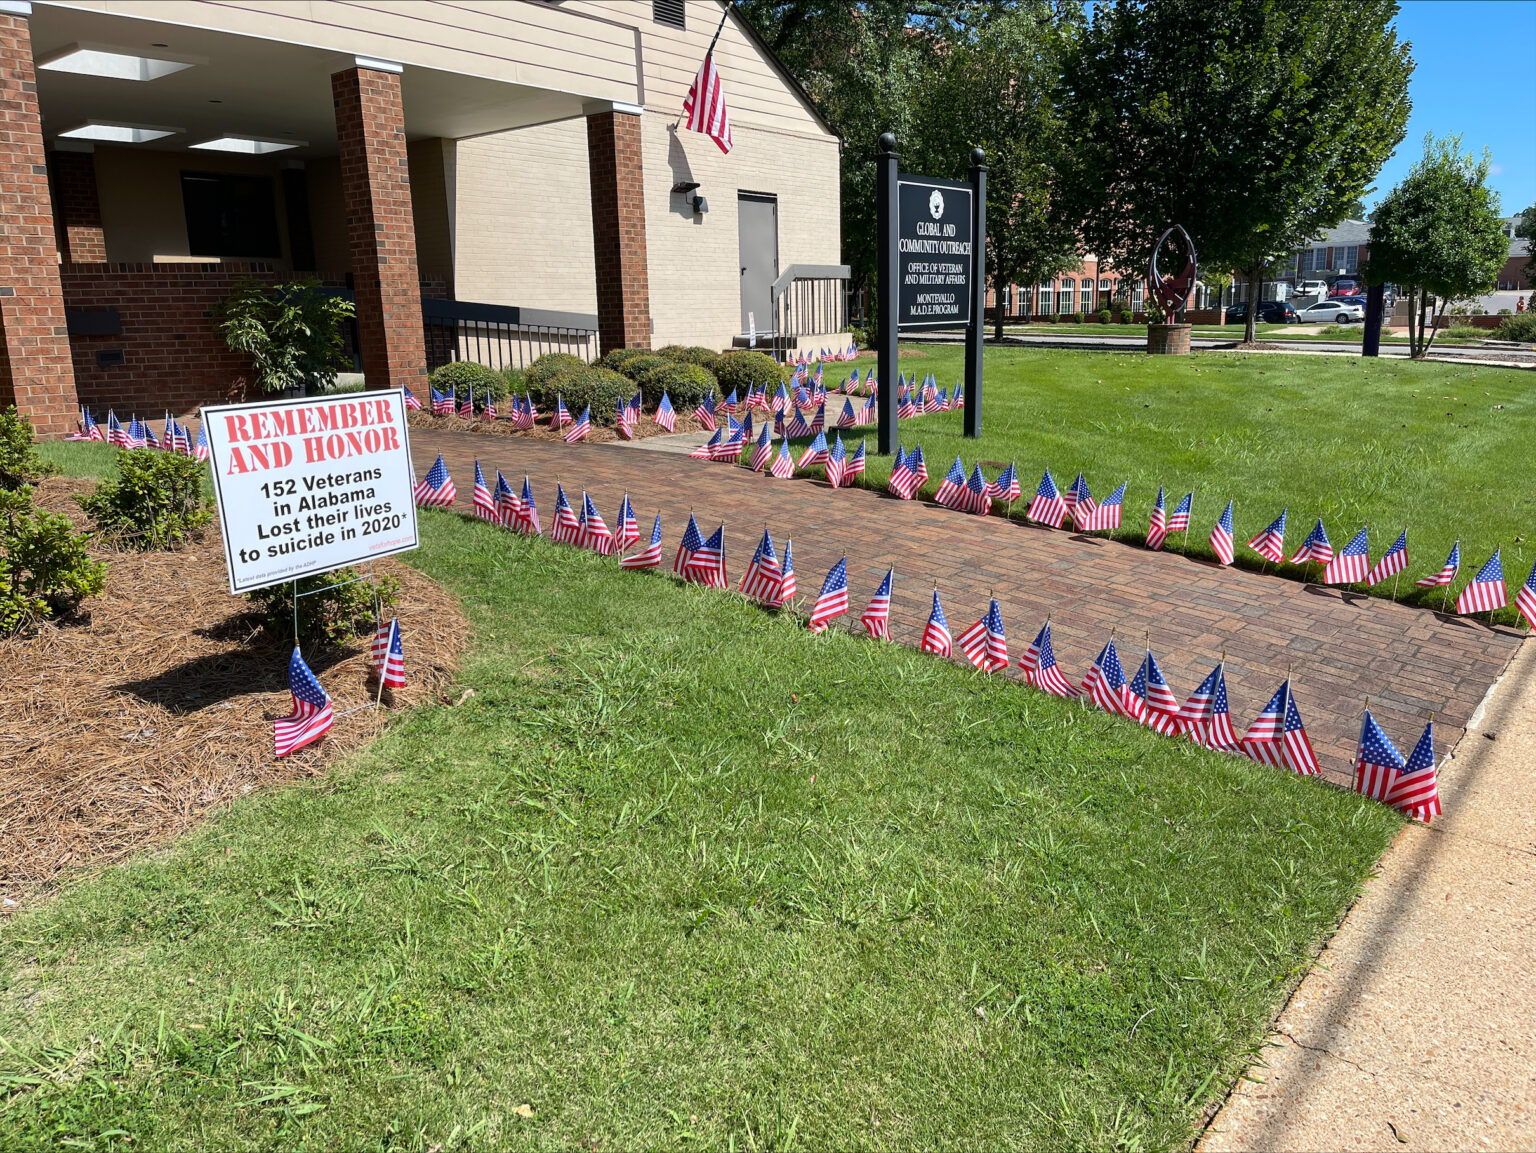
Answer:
[0, 0, 848, 437]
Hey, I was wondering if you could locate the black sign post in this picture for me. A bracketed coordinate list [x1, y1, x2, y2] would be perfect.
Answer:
[877, 134, 986, 454]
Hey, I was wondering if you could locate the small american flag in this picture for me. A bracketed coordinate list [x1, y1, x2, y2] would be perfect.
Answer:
[482, 394, 497, 421]
[775, 538, 797, 605]
[550, 484, 582, 545]
[614, 493, 639, 552]
[1246, 508, 1287, 564]
[847, 439, 866, 480]
[1178, 662, 1238, 751]
[579, 492, 614, 555]
[795, 431, 831, 471]
[809, 558, 850, 633]
[739, 529, 784, 602]
[721, 388, 739, 417]
[837, 398, 858, 428]
[493, 470, 519, 527]
[564, 405, 592, 443]
[694, 393, 717, 431]
[371, 617, 406, 690]
[1129, 645, 1181, 735]
[1387, 721, 1440, 822]
[1516, 557, 1536, 629]
[552, 395, 571, 430]
[769, 440, 794, 478]
[690, 429, 722, 460]
[194, 424, 210, 462]
[783, 406, 812, 438]
[1076, 481, 1126, 532]
[673, 514, 703, 576]
[888, 445, 921, 500]
[413, 454, 456, 507]
[1083, 636, 1141, 718]
[1239, 678, 1319, 775]
[1353, 709, 1405, 801]
[459, 388, 475, 419]
[1323, 527, 1371, 584]
[616, 398, 635, 440]
[986, 462, 1020, 504]
[106, 411, 130, 448]
[1365, 530, 1408, 585]
[1063, 472, 1091, 515]
[403, 386, 422, 411]
[824, 434, 848, 488]
[861, 393, 877, 424]
[682, 50, 733, 154]
[1416, 540, 1460, 588]
[513, 397, 535, 430]
[897, 389, 919, 419]
[472, 460, 497, 521]
[274, 647, 334, 758]
[739, 411, 753, 444]
[431, 387, 453, 416]
[963, 465, 994, 516]
[933, 457, 969, 511]
[953, 381, 964, 408]
[910, 445, 929, 487]
[957, 598, 1008, 672]
[684, 524, 727, 588]
[748, 426, 773, 472]
[1166, 491, 1193, 534]
[1209, 501, 1235, 565]
[526, 395, 541, 425]
[920, 588, 952, 657]
[620, 513, 663, 570]
[1290, 517, 1334, 565]
[861, 567, 893, 639]
[1456, 549, 1507, 614]
[1146, 486, 1169, 550]
[771, 383, 790, 414]
[1019, 620, 1078, 698]
[628, 391, 644, 422]
[1026, 469, 1067, 527]
[516, 476, 541, 536]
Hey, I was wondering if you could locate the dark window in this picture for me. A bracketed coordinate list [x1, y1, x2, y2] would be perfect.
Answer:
[653, 0, 685, 30]
[181, 171, 280, 259]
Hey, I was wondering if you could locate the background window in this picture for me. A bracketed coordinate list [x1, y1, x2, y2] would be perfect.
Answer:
[181, 172, 280, 259]
[1038, 284, 1054, 312]
[1060, 279, 1075, 311]
[652, 0, 685, 29]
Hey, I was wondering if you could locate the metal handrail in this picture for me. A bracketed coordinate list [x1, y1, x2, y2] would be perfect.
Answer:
[770, 264, 851, 363]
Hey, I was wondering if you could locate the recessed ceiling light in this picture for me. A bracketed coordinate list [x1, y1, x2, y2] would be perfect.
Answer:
[38, 44, 194, 82]
[58, 121, 181, 144]
[189, 135, 306, 155]
[151, 43, 169, 48]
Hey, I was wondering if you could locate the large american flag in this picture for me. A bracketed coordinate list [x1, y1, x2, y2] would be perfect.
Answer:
[274, 647, 334, 758]
[1246, 508, 1287, 564]
[1387, 721, 1440, 822]
[413, 454, 456, 507]
[1146, 486, 1169, 551]
[809, 558, 850, 633]
[620, 513, 663, 570]
[1178, 662, 1238, 751]
[1027, 469, 1067, 527]
[920, 588, 952, 657]
[682, 51, 733, 154]
[1209, 500, 1235, 566]
[1353, 708, 1404, 801]
[1456, 549, 1507, 614]
[861, 567, 893, 639]
[957, 598, 1008, 672]
[1365, 530, 1408, 586]
[1289, 517, 1334, 566]
[1083, 636, 1140, 718]
[1130, 645, 1181, 735]
[1323, 527, 1371, 584]
[1415, 540, 1460, 588]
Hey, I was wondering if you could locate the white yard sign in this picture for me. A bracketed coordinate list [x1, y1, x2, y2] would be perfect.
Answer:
[200, 390, 420, 594]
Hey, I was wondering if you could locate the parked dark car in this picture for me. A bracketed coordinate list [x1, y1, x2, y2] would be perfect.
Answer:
[1224, 300, 1297, 324]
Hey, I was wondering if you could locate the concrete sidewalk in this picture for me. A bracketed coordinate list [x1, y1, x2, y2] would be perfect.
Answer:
[1199, 638, 1536, 1152]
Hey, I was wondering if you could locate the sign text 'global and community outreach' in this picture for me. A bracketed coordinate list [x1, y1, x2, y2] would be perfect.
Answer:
[896, 176, 974, 329]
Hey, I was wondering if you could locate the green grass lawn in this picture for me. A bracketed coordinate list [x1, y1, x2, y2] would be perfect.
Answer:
[998, 324, 1488, 344]
[832, 347, 1535, 620]
[0, 498, 1401, 1151]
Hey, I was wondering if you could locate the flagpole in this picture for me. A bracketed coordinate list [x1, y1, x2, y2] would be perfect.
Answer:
[1442, 539, 1458, 613]
[1390, 526, 1406, 602]
[1183, 489, 1196, 556]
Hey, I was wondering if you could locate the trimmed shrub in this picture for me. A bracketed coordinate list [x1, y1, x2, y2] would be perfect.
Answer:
[76, 449, 211, 550]
[247, 565, 398, 646]
[2, 486, 106, 636]
[709, 350, 783, 395]
[656, 344, 719, 366]
[600, 347, 659, 375]
[428, 360, 508, 409]
[1098, 310, 1112, 324]
[1120, 310, 1136, 324]
[1440, 324, 1482, 342]
[614, 354, 670, 383]
[524, 353, 586, 400]
[548, 366, 633, 423]
[634, 361, 718, 408]
[1072, 311, 1086, 324]
[1, 406, 57, 491]
[1493, 312, 1536, 342]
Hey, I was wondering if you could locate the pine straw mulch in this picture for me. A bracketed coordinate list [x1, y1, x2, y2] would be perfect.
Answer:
[409, 409, 713, 444]
[0, 477, 471, 907]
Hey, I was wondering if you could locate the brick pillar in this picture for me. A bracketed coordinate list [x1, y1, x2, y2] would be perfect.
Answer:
[587, 110, 650, 354]
[0, 13, 78, 437]
[50, 149, 106, 263]
[331, 64, 427, 392]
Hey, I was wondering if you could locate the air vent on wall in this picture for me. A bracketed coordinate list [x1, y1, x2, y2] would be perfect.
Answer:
[653, 0, 685, 30]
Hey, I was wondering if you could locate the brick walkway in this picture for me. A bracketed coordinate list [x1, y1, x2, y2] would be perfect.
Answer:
[410, 428, 1523, 786]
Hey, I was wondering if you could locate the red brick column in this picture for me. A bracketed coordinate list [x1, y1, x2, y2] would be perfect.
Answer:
[0, 13, 78, 437]
[50, 149, 106, 263]
[587, 110, 651, 354]
[331, 64, 427, 393]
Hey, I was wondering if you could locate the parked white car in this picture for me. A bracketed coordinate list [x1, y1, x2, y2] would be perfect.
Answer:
[1297, 279, 1330, 298]
[1293, 299, 1366, 324]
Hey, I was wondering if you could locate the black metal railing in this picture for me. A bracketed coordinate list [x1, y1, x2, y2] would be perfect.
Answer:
[422, 298, 598, 372]
[770, 264, 851, 363]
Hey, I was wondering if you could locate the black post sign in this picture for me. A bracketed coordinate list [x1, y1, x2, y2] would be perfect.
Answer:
[876, 134, 987, 455]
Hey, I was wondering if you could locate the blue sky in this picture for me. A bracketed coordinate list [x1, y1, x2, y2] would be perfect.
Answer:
[1368, 1, 1535, 216]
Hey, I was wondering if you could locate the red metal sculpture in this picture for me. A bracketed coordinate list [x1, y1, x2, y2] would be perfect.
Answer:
[1148, 225, 1198, 324]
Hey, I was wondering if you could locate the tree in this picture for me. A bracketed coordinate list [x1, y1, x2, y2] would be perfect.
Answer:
[1516, 204, 1536, 286]
[1367, 135, 1510, 357]
[215, 278, 355, 395]
[1061, 0, 1413, 342]
[905, 3, 1082, 338]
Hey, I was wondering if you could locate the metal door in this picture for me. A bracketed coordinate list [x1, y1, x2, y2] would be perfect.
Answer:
[737, 193, 779, 335]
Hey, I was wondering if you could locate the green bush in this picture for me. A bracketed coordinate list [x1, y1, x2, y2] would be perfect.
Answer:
[1, 486, 106, 636]
[613, 355, 670, 383]
[548, 366, 633, 423]
[501, 365, 527, 396]
[1121, 310, 1136, 324]
[75, 449, 211, 550]
[1498, 308, 1514, 316]
[656, 344, 719, 366]
[599, 347, 657, 375]
[247, 566, 398, 646]
[848, 327, 869, 349]
[215, 277, 354, 395]
[0, 406, 58, 492]
[1439, 324, 1482, 342]
[1493, 312, 1536, 342]
[706, 350, 781, 395]
[1073, 311, 1086, 324]
[524, 353, 587, 401]
[428, 360, 508, 409]
[634, 361, 718, 408]
[1098, 310, 1112, 324]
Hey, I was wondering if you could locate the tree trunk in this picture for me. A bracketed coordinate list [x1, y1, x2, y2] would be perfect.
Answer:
[1405, 286, 1418, 356]
[1421, 297, 1448, 357]
[1244, 268, 1261, 343]
[993, 271, 1005, 341]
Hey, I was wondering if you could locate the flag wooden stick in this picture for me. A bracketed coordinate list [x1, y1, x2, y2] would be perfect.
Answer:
[1442, 541, 1457, 613]
[1182, 489, 1197, 556]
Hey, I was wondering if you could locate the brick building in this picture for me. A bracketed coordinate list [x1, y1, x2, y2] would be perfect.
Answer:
[0, 0, 847, 437]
